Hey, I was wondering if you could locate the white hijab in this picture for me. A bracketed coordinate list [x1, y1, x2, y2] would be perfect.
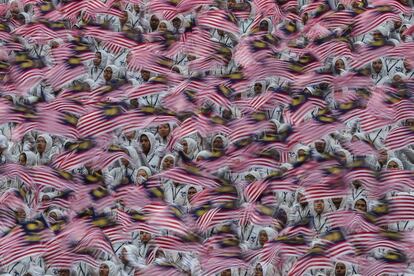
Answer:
[105, 65, 120, 80]
[172, 14, 186, 34]
[100, 260, 120, 276]
[37, 133, 53, 154]
[157, 20, 173, 32]
[182, 137, 198, 160]
[139, 132, 157, 158]
[310, 199, 328, 217]
[160, 153, 176, 171]
[252, 261, 277, 276]
[0, 134, 9, 149]
[36, 134, 56, 165]
[21, 151, 37, 166]
[196, 150, 212, 161]
[370, 57, 387, 77]
[332, 57, 349, 76]
[386, 157, 404, 170]
[124, 146, 140, 168]
[121, 244, 141, 267]
[269, 119, 289, 133]
[335, 148, 353, 166]
[7, 0, 23, 17]
[94, 50, 109, 68]
[256, 227, 277, 248]
[211, 134, 229, 151]
[26, 264, 45, 276]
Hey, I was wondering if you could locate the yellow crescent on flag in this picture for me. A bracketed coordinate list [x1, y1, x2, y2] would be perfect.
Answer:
[40, 2, 53, 12]
[104, 106, 123, 117]
[74, 44, 89, 52]
[86, 174, 101, 183]
[257, 204, 274, 216]
[91, 187, 108, 199]
[218, 84, 233, 98]
[380, 229, 402, 241]
[92, 217, 111, 228]
[78, 140, 93, 150]
[317, 115, 336, 123]
[253, 40, 267, 49]
[68, 57, 82, 65]
[131, 212, 147, 221]
[286, 22, 296, 33]
[225, 72, 244, 80]
[20, 60, 35, 69]
[57, 169, 74, 180]
[63, 113, 78, 126]
[252, 112, 267, 121]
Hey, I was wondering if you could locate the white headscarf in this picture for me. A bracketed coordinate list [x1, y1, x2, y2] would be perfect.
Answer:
[0, 135, 9, 149]
[332, 57, 349, 76]
[257, 17, 273, 33]
[185, 184, 202, 209]
[18, 12, 31, 24]
[311, 136, 334, 155]
[105, 65, 120, 80]
[186, 184, 202, 193]
[139, 132, 157, 157]
[294, 144, 310, 162]
[21, 151, 37, 166]
[386, 157, 404, 170]
[138, 132, 160, 173]
[327, 197, 347, 212]
[37, 133, 53, 154]
[196, 150, 212, 161]
[353, 194, 369, 212]
[157, 20, 173, 32]
[370, 57, 387, 77]
[257, 227, 277, 247]
[133, 165, 151, 185]
[95, 50, 109, 68]
[182, 137, 198, 159]
[15, 203, 31, 222]
[310, 199, 328, 217]
[121, 244, 141, 267]
[396, 23, 413, 42]
[335, 148, 353, 165]
[160, 153, 176, 171]
[155, 122, 175, 145]
[100, 260, 119, 276]
[333, 261, 353, 276]
[35, 134, 56, 165]
[146, 13, 162, 32]
[26, 264, 45, 276]
[211, 134, 229, 150]
[137, 68, 154, 81]
[252, 262, 277, 276]
[269, 119, 289, 133]
[171, 14, 186, 34]
[124, 146, 139, 168]
[136, 166, 152, 178]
